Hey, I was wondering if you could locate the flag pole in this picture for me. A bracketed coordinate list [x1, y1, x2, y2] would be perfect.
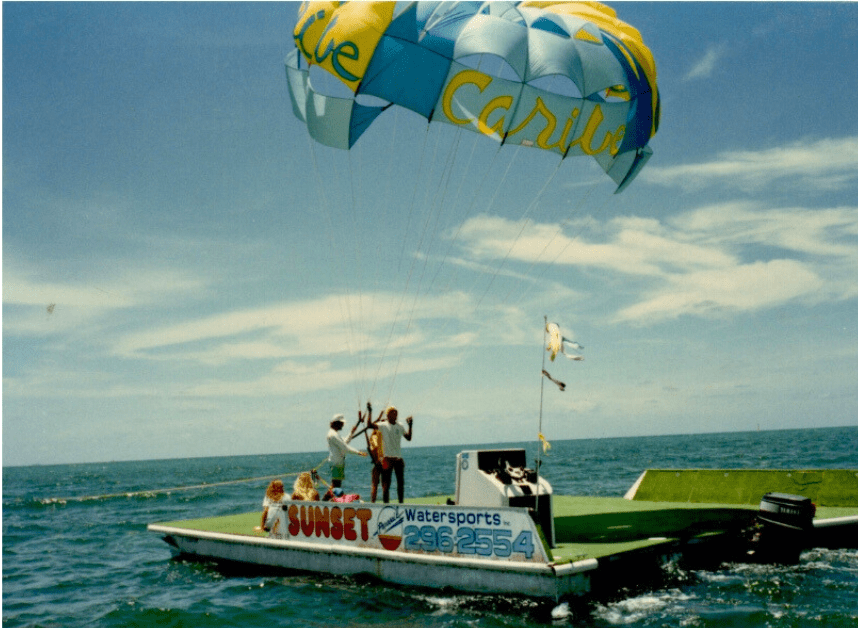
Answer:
[535, 315, 548, 522]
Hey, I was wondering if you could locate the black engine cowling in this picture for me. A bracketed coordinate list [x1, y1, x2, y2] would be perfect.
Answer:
[748, 492, 816, 563]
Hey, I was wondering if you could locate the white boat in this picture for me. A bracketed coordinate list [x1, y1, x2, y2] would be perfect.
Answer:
[149, 448, 858, 600]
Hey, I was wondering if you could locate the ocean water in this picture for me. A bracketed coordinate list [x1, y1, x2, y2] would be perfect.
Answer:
[3, 427, 857, 627]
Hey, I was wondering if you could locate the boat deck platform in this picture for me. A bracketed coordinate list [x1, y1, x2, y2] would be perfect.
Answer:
[158, 495, 740, 562]
[151, 495, 854, 566]
[149, 468, 858, 599]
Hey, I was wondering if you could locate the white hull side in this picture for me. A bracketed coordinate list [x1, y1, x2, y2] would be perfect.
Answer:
[150, 525, 595, 599]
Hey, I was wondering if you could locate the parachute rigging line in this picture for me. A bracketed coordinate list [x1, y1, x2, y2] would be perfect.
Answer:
[425, 137, 502, 295]
[420, 51, 518, 302]
[355, 123, 443, 402]
[347, 139, 376, 397]
[373, 125, 470, 402]
[397, 121, 433, 275]
[363, 121, 436, 403]
[512, 187, 613, 310]
[411, 149, 564, 415]
[349, 108, 413, 404]
[425, 142, 523, 307]
[503, 180, 600, 306]
[473, 157, 565, 312]
[305, 133, 364, 405]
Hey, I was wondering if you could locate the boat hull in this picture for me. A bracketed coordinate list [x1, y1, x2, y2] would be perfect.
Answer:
[146, 496, 759, 600]
[150, 523, 596, 599]
[148, 468, 858, 600]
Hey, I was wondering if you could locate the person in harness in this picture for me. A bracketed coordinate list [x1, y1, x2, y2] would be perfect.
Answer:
[359, 402, 385, 502]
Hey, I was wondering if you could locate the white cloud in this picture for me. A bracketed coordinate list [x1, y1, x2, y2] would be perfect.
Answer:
[614, 259, 822, 323]
[612, 202, 858, 323]
[110, 290, 486, 362]
[644, 137, 858, 191]
[456, 214, 737, 277]
[685, 45, 727, 80]
[2, 258, 207, 335]
[451, 201, 858, 325]
[676, 203, 858, 256]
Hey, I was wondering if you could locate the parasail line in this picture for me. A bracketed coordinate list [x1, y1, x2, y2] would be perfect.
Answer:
[376, 124, 467, 401]
[472, 157, 564, 312]
[364, 107, 403, 401]
[412, 149, 562, 413]
[383, 127, 468, 401]
[48, 452, 334, 503]
[425, 133, 493, 294]
[368, 121, 438, 401]
[502, 181, 596, 304]
[434, 143, 525, 309]
[348, 142, 372, 400]
[306, 135, 364, 404]
[397, 121, 433, 274]
[49, 470, 297, 504]
[510, 187, 611, 310]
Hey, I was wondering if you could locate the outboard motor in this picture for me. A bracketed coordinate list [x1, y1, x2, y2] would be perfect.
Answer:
[455, 449, 554, 546]
[749, 492, 816, 564]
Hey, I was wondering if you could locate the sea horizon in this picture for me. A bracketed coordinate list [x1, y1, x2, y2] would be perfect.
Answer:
[5, 424, 855, 470]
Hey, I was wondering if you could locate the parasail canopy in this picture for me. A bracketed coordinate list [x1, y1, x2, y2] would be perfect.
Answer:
[286, 1, 660, 192]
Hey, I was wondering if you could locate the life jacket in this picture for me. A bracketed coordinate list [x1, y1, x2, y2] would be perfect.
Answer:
[369, 430, 384, 463]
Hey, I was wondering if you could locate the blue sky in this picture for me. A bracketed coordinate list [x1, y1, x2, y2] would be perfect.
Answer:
[3, 2, 857, 467]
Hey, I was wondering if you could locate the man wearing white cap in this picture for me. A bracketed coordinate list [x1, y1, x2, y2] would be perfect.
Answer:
[327, 414, 367, 488]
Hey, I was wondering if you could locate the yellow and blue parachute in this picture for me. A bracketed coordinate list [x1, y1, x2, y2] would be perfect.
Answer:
[286, 1, 659, 192]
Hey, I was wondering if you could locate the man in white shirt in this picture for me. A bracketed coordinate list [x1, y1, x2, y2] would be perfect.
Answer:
[327, 413, 367, 488]
[373, 406, 413, 503]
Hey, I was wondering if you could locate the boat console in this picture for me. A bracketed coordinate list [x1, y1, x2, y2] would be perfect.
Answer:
[455, 449, 554, 546]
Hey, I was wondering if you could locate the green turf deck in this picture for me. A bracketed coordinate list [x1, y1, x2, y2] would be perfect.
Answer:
[153, 507, 681, 565]
[630, 469, 858, 506]
[153, 491, 857, 570]
[158, 511, 265, 537]
[152, 496, 757, 566]
[551, 495, 756, 544]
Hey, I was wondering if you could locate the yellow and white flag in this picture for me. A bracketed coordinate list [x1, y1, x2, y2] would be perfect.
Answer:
[545, 322, 584, 362]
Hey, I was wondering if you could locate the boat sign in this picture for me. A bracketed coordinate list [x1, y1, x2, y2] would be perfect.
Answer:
[267, 500, 548, 563]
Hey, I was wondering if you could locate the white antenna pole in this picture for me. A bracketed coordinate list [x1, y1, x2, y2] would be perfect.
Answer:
[536, 315, 548, 521]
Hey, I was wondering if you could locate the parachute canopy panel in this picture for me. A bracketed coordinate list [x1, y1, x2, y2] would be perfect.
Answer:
[287, 1, 660, 192]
